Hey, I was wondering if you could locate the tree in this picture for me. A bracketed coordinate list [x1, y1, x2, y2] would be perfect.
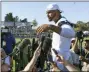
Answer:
[76, 21, 84, 24]
[4, 13, 14, 22]
[32, 19, 38, 27]
[86, 22, 89, 27]
[74, 21, 89, 31]
[14, 16, 19, 22]
[20, 18, 28, 22]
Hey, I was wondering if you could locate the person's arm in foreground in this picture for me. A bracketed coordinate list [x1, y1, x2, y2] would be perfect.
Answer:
[50, 62, 61, 72]
[36, 24, 75, 38]
[71, 37, 78, 51]
[64, 59, 80, 71]
[22, 43, 41, 72]
[52, 49, 80, 71]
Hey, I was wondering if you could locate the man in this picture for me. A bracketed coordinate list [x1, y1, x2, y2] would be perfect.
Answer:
[79, 39, 89, 71]
[1, 48, 12, 72]
[70, 37, 80, 67]
[79, 39, 89, 63]
[3, 32, 16, 55]
[1, 27, 16, 55]
[36, 3, 75, 71]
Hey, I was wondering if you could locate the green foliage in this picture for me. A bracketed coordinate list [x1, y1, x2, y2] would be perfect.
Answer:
[4, 13, 20, 22]
[5, 13, 14, 22]
[4, 13, 28, 23]
[74, 21, 89, 31]
[32, 19, 38, 27]
[14, 16, 19, 22]
[20, 18, 28, 22]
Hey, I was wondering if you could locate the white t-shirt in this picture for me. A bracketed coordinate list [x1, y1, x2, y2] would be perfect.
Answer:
[70, 49, 79, 65]
[4, 56, 11, 70]
[51, 18, 75, 70]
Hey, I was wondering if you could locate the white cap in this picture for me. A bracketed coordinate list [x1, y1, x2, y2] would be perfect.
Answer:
[1, 25, 5, 28]
[46, 3, 61, 12]
[71, 38, 76, 41]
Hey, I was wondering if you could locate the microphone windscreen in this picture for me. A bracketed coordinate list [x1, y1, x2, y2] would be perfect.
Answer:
[17, 38, 31, 50]
[42, 37, 52, 53]
[40, 35, 45, 42]
[40, 35, 45, 47]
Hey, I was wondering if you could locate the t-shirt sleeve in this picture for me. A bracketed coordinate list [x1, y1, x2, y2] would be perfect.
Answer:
[5, 56, 10, 65]
[60, 24, 75, 38]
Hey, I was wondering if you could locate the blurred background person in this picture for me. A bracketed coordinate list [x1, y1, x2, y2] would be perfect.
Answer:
[79, 39, 89, 71]
[1, 48, 12, 72]
[70, 37, 80, 67]
[2, 31, 16, 55]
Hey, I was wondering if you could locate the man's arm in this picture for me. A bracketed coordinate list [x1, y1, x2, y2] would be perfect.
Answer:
[49, 24, 75, 38]
[36, 24, 61, 35]
[22, 43, 41, 71]
[22, 55, 37, 71]
[36, 24, 75, 38]
[71, 37, 78, 51]
[64, 61, 80, 71]
[50, 62, 61, 71]
[48, 24, 62, 34]
[52, 49, 80, 71]
[56, 54, 80, 71]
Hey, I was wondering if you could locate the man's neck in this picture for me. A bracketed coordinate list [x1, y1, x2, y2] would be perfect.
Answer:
[54, 16, 61, 23]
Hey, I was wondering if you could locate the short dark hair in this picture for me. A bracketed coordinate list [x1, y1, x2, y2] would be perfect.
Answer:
[85, 39, 89, 42]
[56, 10, 62, 13]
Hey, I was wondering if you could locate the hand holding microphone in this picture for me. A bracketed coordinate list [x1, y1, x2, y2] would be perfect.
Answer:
[52, 49, 62, 61]
[33, 42, 41, 59]
[52, 49, 67, 65]
[33, 35, 45, 59]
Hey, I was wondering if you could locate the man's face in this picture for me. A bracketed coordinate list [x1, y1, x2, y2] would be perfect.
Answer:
[84, 41, 89, 50]
[71, 40, 75, 44]
[46, 10, 56, 21]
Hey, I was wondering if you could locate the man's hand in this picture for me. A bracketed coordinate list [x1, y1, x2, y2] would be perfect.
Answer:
[56, 54, 67, 65]
[52, 49, 68, 65]
[36, 24, 50, 34]
[33, 42, 41, 59]
[79, 56, 85, 61]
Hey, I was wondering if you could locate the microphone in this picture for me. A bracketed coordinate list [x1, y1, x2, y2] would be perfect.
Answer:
[32, 38, 36, 52]
[8, 38, 31, 57]
[17, 38, 31, 50]
[42, 37, 52, 52]
[31, 36, 45, 54]
[37, 37, 52, 69]
[13, 38, 31, 70]
[40, 35, 45, 48]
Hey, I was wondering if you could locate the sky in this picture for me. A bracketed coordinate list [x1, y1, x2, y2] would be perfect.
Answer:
[1, 2, 89, 26]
